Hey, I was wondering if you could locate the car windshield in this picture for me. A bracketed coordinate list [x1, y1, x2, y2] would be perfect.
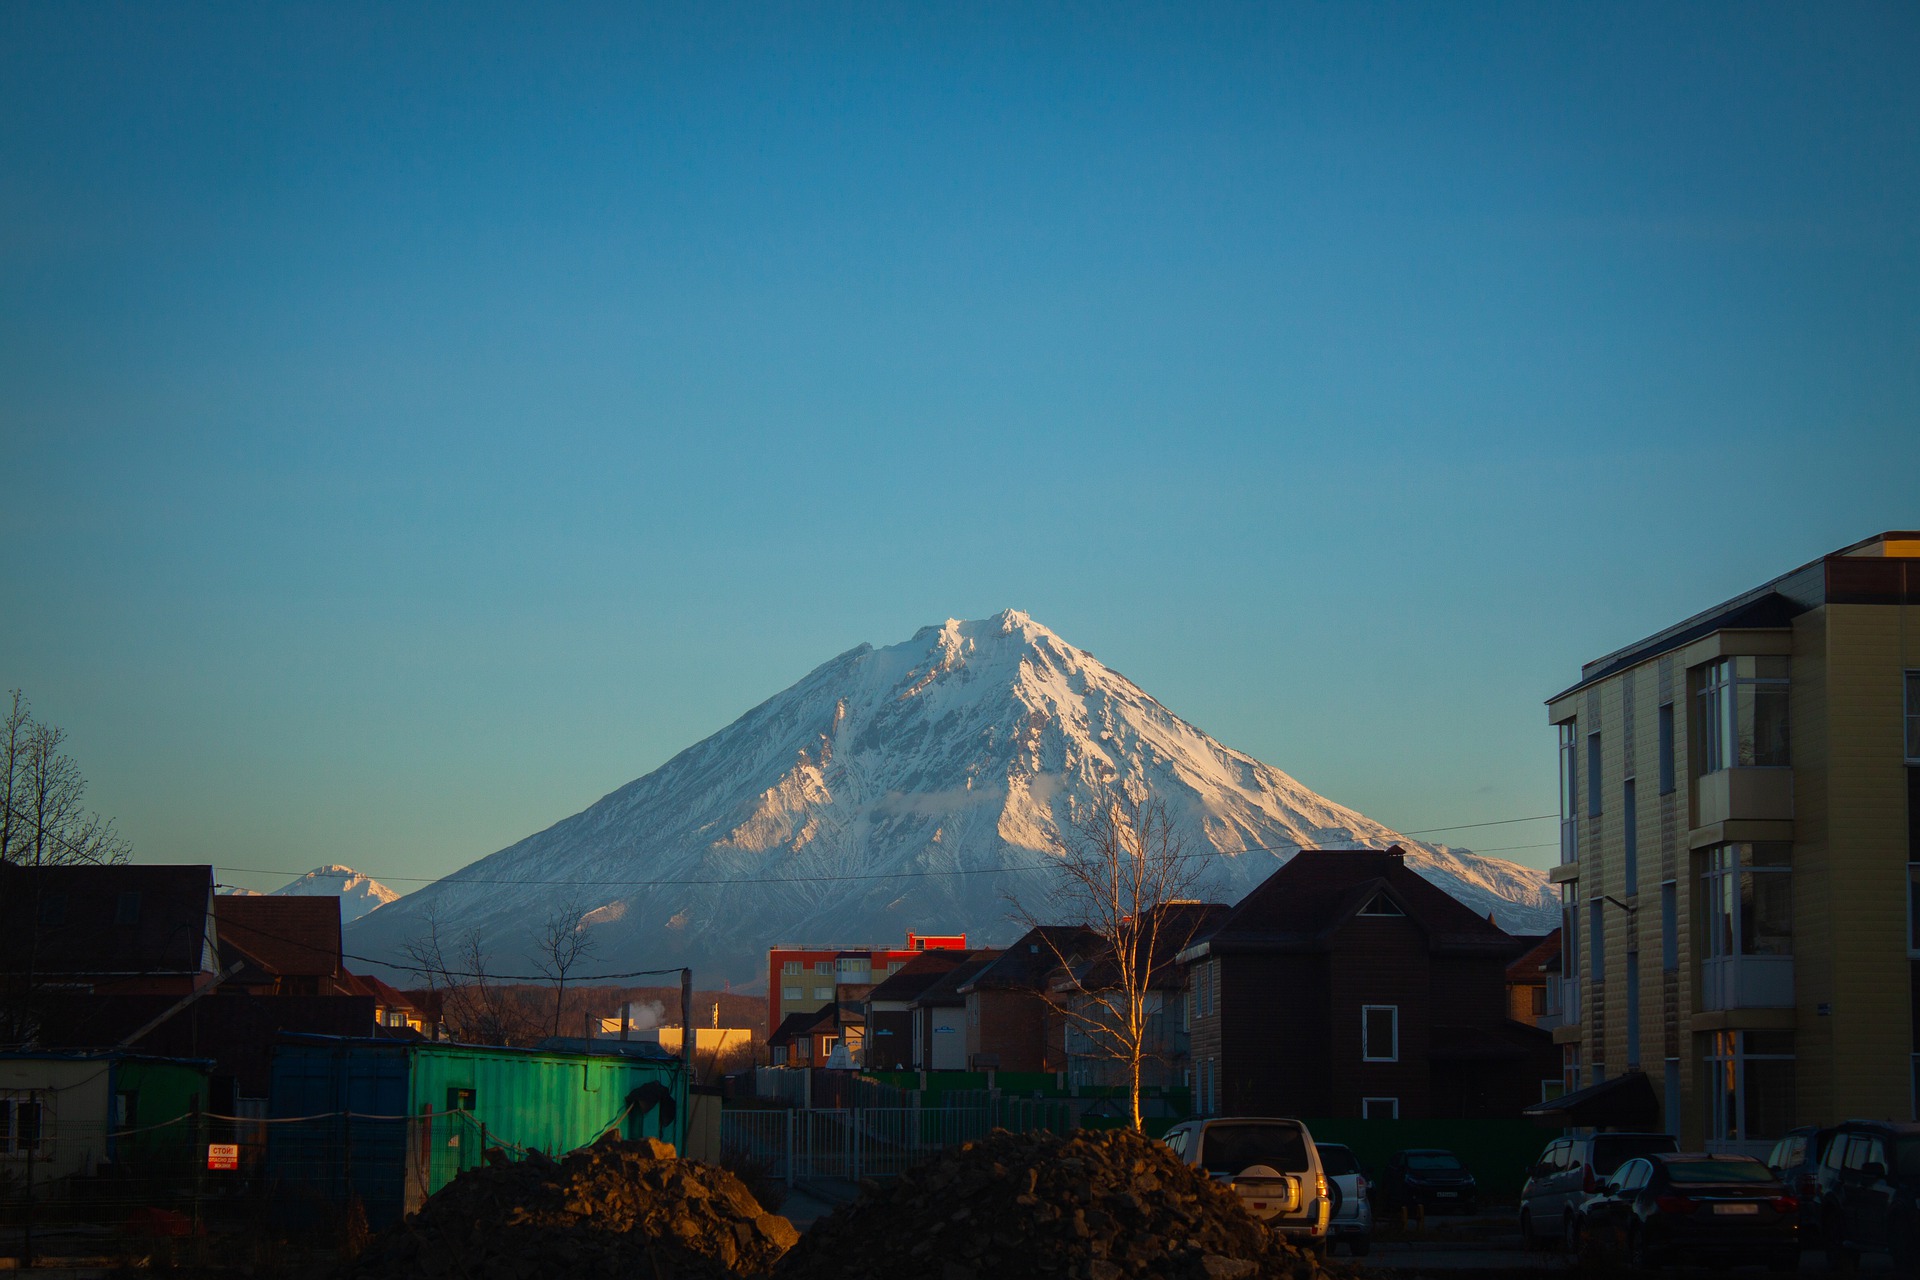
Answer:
[1199, 1123, 1309, 1174]
[1592, 1135, 1678, 1175]
[1317, 1145, 1358, 1176]
[1666, 1159, 1775, 1185]
[1893, 1139, 1920, 1177]
[1406, 1152, 1464, 1172]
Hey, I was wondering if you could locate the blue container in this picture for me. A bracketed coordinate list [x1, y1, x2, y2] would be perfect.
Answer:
[267, 1035, 686, 1228]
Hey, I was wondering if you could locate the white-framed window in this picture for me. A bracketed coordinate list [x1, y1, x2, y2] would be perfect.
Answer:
[1361, 1005, 1399, 1062]
[1361, 1097, 1399, 1120]
[782, 960, 801, 975]
[1702, 842, 1792, 959]
[770, 1045, 787, 1065]
[814, 961, 833, 975]
[783, 986, 802, 1001]
[1706, 1030, 1794, 1145]
[1, 1092, 49, 1156]
[1559, 721, 1579, 862]
[1658, 703, 1677, 795]
[1697, 657, 1790, 773]
[813, 986, 833, 1001]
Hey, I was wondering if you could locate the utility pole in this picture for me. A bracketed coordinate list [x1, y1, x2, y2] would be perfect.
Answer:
[680, 968, 694, 1078]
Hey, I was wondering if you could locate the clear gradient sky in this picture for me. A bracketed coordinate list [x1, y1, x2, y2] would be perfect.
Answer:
[3, 3, 1916, 894]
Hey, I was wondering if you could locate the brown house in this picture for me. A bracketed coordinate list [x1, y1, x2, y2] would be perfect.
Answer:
[957, 927, 1099, 1072]
[1179, 847, 1558, 1120]
[862, 949, 976, 1071]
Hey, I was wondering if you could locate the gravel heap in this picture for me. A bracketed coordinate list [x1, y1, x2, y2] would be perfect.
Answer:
[343, 1135, 799, 1280]
[776, 1127, 1337, 1280]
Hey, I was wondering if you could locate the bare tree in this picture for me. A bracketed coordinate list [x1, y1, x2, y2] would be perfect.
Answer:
[0, 691, 130, 868]
[533, 898, 599, 1039]
[1013, 788, 1212, 1130]
[399, 905, 538, 1046]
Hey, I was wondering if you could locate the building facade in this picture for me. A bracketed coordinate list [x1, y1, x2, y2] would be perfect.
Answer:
[764, 931, 966, 1035]
[1547, 531, 1920, 1154]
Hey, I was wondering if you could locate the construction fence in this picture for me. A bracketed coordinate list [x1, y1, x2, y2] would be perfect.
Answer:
[719, 1100, 1071, 1187]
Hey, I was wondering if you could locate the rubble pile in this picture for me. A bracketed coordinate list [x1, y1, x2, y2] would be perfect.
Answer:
[777, 1127, 1337, 1280]
[343, 1136, 799, 1280]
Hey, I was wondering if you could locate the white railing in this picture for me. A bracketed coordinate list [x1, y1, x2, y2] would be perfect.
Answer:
[718, 1102, 1069, 1187]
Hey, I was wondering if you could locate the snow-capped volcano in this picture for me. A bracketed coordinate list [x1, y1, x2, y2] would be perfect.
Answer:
[347, 611, 1554, 981]
[272, 865, 401, 923]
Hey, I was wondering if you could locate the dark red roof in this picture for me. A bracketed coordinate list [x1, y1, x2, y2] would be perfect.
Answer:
[912, 949, 1003, 1007]
[214, 896, 342, 978]
[866, 949, 975, 1004]
[1506, 928, 1562, 981]
[0, 863, 216, 978]
[1189, 847, 1520, 957]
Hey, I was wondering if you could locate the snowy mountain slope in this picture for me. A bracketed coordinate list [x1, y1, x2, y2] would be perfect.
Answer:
[347, 611, 1555, 982]
[271, 865, 401, 923]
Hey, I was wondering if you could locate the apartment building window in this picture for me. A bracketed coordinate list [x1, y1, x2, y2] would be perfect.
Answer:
[813, 986, 833, 1001]
[1706, 1030, 1794, 1145]
[783, 986, 802, 1001]
[782, 961, 801, 975]
[1906, 671, 1920, 762]
[1702, 842, 1793, 959]
[814, 961, 833, 975]
[1622, 778, 1639, 892]
[1625, 951, 1641, 1066]
[1697, 657, 1790, 773]
[1559, 722, 1580, 862]
[1587, 732, 1603, 817]
[1563, 880, 1581, 986]
[1658, 703, 1677, 794]
[1589, 899, 1605, 980]
[1362, 1006, 1399, 1062]
[1661, 881, 1679, 971]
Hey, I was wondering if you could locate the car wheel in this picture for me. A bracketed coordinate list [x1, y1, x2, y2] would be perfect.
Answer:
[1349, 1234, 1371, 1258]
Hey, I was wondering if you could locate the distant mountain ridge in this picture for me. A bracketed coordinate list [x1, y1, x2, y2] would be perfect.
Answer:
[267, 864, 401, 923]
[347, 611, 1555, 981]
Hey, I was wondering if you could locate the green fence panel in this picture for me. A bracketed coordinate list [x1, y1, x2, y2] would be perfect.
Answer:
[1301, 1118, 1558, 1200]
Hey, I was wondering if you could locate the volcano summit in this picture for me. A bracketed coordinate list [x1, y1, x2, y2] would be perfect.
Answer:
[347, 611, 1554, 982]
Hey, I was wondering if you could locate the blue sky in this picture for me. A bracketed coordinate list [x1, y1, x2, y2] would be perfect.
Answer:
[3, 2, 1915, 892]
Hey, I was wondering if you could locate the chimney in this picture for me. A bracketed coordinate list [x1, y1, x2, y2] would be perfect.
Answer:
[1385, 845, 1406, 863]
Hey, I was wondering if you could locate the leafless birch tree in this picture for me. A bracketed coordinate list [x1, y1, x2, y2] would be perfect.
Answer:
[1014, 788, 1212, 1130]
[533, 898, 599, 1039]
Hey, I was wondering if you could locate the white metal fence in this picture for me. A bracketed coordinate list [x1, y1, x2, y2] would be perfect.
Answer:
[719, 1101, 1069, 1186]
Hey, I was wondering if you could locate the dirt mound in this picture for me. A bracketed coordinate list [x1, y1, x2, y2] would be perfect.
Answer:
[776, 1127, 1336, 1280]
[343, 1135, 798, 1280]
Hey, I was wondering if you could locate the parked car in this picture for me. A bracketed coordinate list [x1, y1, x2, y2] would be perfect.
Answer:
[1162, 1117, 1332, 1253]
[1766, 1125, 1834, 1239]
[1520, 1130, 1677, 1249]
[1313, 1141, 1373, 1256]
[1811, 1119, 1920, 1271]
[1377, 1149, 1477, 1215]
[1570, 1152, 1798, 1271]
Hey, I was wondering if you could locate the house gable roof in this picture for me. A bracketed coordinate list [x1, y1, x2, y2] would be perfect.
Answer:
[0, 862, 216, 978]
[214, 895, 343, 979]
[1181, 848, 1518, 959]
[866, 949, 972, 1004]
[959, 927, 1100, 995]
[911, 949, 1002, 1007]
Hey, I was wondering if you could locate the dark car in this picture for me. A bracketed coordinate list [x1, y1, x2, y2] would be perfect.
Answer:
[1378, 1148, 1478, 1214]
[1520, 1131, 1678, 1249]
[1571, 1152, 1798, 1271]
[1812, 1119, 1920, 1271]
[1766, 1126, 1834, 1238]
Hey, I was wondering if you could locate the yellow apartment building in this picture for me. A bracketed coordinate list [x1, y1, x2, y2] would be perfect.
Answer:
[1547, 531, 1920, 1153]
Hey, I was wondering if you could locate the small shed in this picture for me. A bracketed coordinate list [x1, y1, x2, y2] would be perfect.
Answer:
[266, 1034, 686, 1228]
[0, 1051, 212, 1185]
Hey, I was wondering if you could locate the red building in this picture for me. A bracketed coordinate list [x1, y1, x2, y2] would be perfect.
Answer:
[765, 931, 965, 1036]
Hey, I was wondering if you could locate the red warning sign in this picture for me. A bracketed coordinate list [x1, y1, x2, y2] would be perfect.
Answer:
[207, 1142, 239, 1171]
